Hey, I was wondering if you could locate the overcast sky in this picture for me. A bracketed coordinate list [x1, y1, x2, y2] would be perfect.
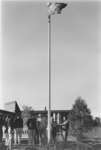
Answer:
[1, 1, 101, 117]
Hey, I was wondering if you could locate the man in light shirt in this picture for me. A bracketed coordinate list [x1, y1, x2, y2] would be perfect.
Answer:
[60, 117, 70, 142]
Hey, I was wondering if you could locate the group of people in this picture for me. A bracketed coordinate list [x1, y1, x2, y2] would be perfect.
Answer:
[0, 114, 23, 145]
[0, 113, 70, 146]
[27, 114, 47, 145]
[26, 114, 70, 145]
[51, 116, 70, 143]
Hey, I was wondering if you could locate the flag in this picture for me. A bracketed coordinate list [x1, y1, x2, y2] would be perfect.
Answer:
[47, 2, 67, 15]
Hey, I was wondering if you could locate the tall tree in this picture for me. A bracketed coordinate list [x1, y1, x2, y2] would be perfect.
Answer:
[69, 97, 93, 139]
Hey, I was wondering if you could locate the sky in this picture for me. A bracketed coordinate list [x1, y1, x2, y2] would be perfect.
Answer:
[0, 1, 101, 117]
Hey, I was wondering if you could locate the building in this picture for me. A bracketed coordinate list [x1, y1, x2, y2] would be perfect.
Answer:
[4, 101, 21, 113]
[0, 101, 70, 124]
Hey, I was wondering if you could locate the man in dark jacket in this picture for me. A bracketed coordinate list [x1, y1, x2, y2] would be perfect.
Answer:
[14, 115, 23, 144]
[51, 119, 57, 143]
[27, 116, 37, 145]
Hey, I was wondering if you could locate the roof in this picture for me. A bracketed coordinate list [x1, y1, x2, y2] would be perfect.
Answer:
[4, 101, 21, 113]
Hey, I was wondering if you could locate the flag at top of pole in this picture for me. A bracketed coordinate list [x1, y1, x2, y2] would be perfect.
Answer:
[47, 2, 67, 15]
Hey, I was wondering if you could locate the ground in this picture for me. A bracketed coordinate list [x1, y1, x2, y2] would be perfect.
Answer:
[1, 142, 101, 150]
[1, 127, 101, 150]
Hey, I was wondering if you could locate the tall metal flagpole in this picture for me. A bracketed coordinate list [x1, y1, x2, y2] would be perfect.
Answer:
[47, 3, 67, 145]
[48, 14, 51, 144]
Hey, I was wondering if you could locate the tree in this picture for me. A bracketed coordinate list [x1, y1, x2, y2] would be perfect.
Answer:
[21, 105, 34, 127]
[69, 97, 93, 139]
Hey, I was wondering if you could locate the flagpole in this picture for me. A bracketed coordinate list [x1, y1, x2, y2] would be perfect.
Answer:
[47, 3, 67, 145]
[48, 14, 51, 144]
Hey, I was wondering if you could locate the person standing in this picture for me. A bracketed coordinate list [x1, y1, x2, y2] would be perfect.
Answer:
[36, 114, 42, 145]
[14, 115, 23, 144]
[0, 115, 3, 143]
[4, 115, 10, 146]
[37, 115, 47, 146]
[27, 116, 36, 146]
[51, 119, 57, 143]
[61, 117, 70, 142]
